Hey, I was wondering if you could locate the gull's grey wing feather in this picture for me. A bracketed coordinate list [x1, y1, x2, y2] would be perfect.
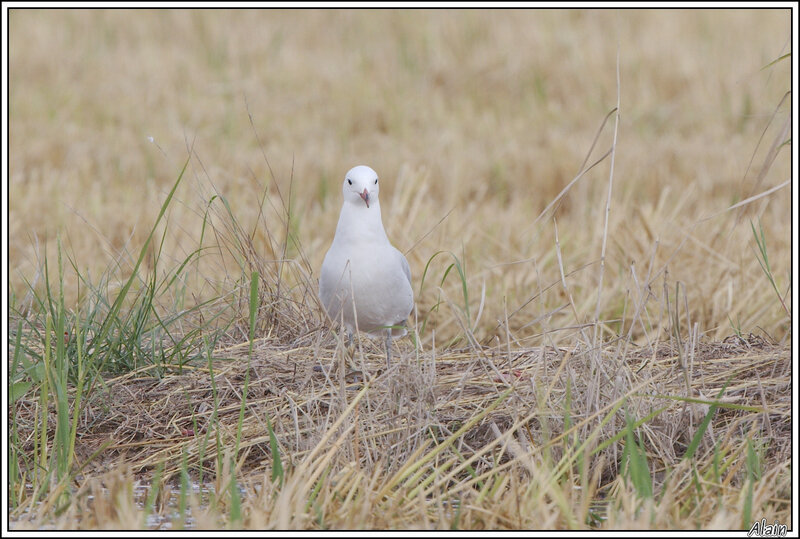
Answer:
[318, 252, 342, 315]
[399, 251, 412, 287]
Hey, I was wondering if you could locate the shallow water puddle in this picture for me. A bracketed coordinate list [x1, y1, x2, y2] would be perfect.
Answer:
[9, 480, 237, 530]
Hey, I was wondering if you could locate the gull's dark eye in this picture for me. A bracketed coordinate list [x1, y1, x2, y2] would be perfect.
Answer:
[347, 179, 352, 185]
[374, 178, 378, 184]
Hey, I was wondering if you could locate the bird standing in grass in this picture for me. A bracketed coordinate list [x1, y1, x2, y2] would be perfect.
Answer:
[319, 165, 414, 367]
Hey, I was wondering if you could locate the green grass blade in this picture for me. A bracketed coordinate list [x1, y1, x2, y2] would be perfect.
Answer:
[142, 462, 164, 529]
[267, 414, 284, 487]
[622, 407, 652, 499]
[761, 52, 791, 71]
[235, 271, 259, 459]
[229, 462, 242, 528]
[682, 381, 730, 461]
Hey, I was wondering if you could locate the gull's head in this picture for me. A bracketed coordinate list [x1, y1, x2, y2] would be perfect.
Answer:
[342, 165, 380, 209]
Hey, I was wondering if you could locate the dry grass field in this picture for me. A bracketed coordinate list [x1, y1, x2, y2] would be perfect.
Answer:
[7, 8, 794, 531]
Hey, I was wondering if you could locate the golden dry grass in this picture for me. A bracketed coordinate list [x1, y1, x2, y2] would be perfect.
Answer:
[9, 9, 791, 343]
[7, 7, 793, 531]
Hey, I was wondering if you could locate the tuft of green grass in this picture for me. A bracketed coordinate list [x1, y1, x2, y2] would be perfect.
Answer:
[8, 156, 240, 510]
[417, 250, 473, 345]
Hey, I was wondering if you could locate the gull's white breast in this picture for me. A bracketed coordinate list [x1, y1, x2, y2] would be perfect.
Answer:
[320, 238, 413, 337]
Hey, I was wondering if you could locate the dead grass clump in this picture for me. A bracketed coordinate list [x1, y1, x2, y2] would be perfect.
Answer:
[11, 328, 789, 529]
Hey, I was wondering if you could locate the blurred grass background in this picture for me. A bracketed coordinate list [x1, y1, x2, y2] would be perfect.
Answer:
[9, 8, 792, 344]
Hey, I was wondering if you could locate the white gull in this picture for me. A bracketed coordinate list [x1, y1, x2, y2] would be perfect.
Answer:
[319, 165, 414, 366]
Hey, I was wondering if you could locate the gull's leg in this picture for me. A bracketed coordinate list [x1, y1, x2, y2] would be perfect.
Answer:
[344, 329, 362, 371]
[345, 329, 356, 361]
[385, 329, 393, 369]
